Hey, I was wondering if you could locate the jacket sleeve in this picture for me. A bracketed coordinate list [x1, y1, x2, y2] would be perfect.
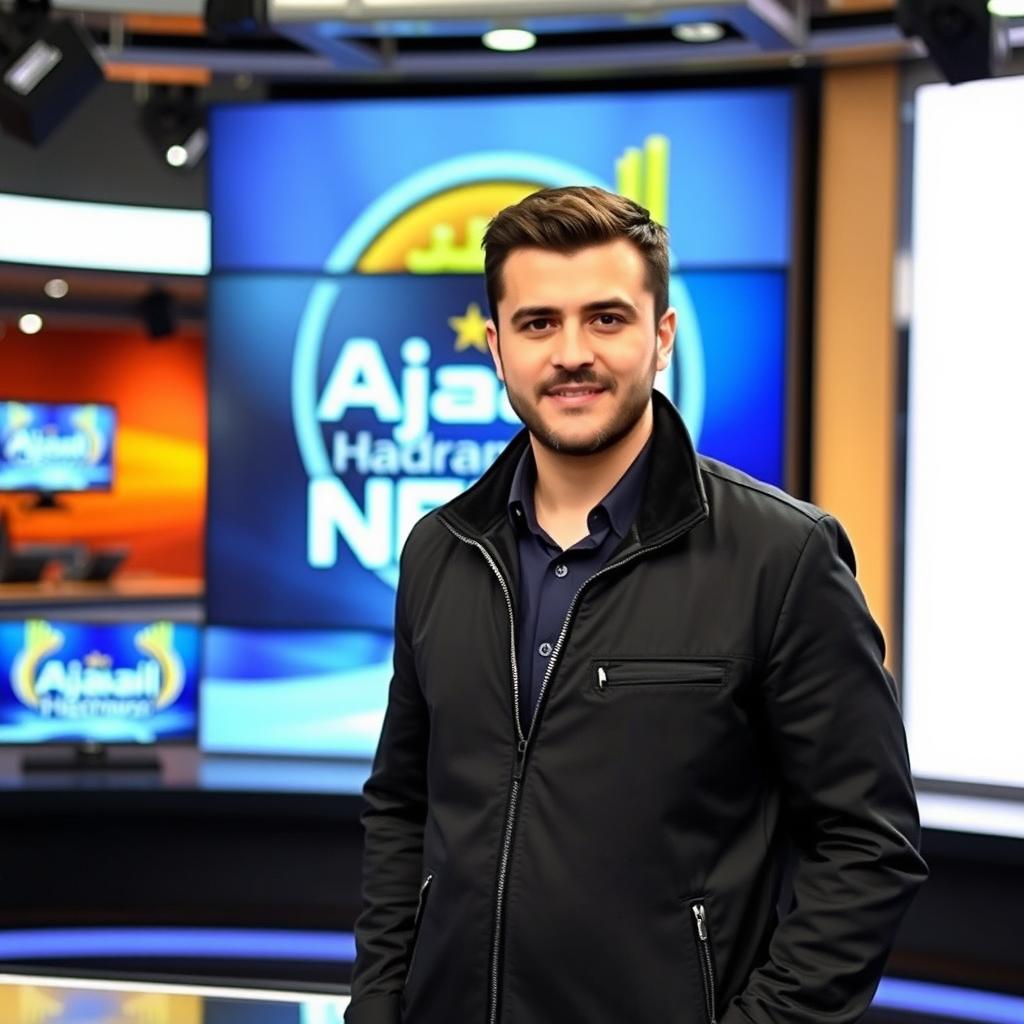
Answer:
[722, 515, 928, 1024]
[345, 537, 430, 1024]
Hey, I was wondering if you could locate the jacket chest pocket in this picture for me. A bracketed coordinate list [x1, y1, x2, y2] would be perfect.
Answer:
[594, 658, 727, 691]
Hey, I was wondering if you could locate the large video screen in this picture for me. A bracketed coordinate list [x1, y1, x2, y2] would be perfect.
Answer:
[903, 75, 1024, 798]
[0, 401, 116, 493]
[208, 87, 796, 632]
[0, 619, 200, 744]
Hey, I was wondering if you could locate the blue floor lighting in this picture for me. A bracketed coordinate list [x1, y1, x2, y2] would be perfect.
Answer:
[874, 977, 1024, 1023]
[0, 928, 356, 962]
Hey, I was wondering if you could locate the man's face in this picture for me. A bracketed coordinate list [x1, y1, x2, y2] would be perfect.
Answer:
[485, 238, 676, 456]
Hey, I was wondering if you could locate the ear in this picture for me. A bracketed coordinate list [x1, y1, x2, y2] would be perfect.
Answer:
[655, 307, 676, 372]
[486, 319, 505, 383]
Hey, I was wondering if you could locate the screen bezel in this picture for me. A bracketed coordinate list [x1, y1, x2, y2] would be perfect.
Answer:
[204, 71, 819, 634]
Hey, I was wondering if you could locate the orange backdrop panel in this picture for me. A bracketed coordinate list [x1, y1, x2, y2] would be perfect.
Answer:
[0, 325, 206, 578]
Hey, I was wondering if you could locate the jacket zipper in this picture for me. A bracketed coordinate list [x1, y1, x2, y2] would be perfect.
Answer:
[437, 522, 525, 1024]
[691, 903, 717, 1024]
[404, 872, 434, 987]
[441, 515, 704, 1024]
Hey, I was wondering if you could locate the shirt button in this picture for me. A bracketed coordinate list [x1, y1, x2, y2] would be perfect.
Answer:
[538, 642, 553, 657]
[554, 564, 568, 578]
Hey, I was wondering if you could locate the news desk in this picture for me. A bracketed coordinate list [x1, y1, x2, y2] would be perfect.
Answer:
[0, 576, 203, 620]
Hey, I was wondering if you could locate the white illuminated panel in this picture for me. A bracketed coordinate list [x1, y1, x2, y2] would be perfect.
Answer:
[917, 793, 1024, 840]
[0, 192, 210, 275]
[904, 76, 1024, 792]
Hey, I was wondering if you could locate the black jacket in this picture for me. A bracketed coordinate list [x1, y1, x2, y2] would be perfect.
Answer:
[346, 390, 927, 1024]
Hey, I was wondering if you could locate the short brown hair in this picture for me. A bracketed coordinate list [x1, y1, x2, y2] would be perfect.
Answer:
[482, 186, 670, 329]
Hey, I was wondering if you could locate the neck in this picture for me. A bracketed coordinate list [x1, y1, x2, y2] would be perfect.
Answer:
[531, 401, 653, 521]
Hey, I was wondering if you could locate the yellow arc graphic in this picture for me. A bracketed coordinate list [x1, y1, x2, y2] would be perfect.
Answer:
[135, 621, 184, 708]
[12, 620, 64, 708]
[71, 404, 105, 465]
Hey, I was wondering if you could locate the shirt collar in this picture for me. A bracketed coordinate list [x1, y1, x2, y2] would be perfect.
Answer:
[507, 433, 654, 542]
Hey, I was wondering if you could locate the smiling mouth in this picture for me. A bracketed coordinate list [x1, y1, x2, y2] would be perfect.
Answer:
[545, 388, 606, 407]
[546, 387, 606, 398]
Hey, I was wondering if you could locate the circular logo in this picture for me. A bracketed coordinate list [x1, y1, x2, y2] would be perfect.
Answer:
[292, 152, 706, 588]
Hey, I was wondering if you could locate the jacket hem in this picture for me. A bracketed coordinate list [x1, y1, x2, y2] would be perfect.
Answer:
[343, 993, 402, 1024]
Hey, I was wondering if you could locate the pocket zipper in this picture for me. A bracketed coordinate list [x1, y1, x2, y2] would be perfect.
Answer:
[691, 902, 718, 1024]
[405, 872, 434, 987]
[596, 663, 724, 688]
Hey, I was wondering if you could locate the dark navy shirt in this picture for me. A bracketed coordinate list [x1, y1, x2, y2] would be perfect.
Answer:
[506, 434, 653, 733]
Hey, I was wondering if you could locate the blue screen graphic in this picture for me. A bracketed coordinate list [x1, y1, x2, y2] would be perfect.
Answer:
[0, 620, 200, 744]
[0, 402, 116, 492]
[201, 626, 393, 759]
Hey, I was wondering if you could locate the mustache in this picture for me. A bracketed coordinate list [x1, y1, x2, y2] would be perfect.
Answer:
[540, 372, 612, 394]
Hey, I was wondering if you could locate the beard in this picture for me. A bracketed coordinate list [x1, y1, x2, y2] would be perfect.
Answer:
[502, 353, 656, 457]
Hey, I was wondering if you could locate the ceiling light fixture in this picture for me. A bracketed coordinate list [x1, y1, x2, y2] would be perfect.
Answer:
[139, 85, 209, 170]
[482, 28, 537, 52]
[19, 312, 43, 334]
[43, 277, 69, 299]
[671, 22, 727, 43]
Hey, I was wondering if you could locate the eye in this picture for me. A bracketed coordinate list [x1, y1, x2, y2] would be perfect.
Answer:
[593, 313, 624, 327]
[524, 318, 556, 332]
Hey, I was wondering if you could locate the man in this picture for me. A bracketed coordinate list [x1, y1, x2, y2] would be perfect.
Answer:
[345, 186, 926, 1024]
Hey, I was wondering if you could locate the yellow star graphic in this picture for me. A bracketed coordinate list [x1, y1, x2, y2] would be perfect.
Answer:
[449, 302, 489, 352]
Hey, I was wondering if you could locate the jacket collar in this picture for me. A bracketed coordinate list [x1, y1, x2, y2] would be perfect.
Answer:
[437, 389, 709, 556]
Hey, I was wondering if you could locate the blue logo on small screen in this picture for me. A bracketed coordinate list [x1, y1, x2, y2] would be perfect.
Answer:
[0, 620, 199, 744]
[0, 402, 115, 492]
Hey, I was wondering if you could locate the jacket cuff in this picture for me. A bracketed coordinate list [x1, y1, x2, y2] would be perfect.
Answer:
[343, 993, 402, 1024]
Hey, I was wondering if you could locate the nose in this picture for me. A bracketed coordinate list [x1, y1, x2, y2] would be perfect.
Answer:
[551, 322, 594, 370]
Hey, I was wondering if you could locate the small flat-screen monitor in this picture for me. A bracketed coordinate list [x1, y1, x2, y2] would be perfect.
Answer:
[0, 619, 200, 745]
[0, 401, 116, 493]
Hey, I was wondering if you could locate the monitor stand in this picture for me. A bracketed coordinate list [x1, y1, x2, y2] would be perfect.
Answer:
[21, 742, 161, 774]
[26, 491, 67, 511]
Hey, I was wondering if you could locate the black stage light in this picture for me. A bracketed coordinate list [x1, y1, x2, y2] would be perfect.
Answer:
[0, 7, 104, 146]
[205, 0, 267, 37]
[139, 84, 208, 169]
[138, 287, 178, 340]
[897, 0, 1008, 83]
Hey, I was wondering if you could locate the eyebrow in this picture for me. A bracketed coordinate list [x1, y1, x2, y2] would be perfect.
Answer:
[509, 299, 640, 327]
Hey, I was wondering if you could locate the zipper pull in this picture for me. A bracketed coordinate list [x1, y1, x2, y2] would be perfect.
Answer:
[692, 903, 708, 941]
[597, 666, 608, 689]
[513, 738, 527, 780]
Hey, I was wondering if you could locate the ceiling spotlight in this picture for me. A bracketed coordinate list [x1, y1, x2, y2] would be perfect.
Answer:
[140, 85, 208, 170]
[0, 14, 104, 146]
[482, 28, 537, 52]
[19, 313, 43, 334]
[987, 0, 1024, 14]
[43, 277, 69, 299]
[897, 0, 1007, 83]
[671, 22, 727, 43]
